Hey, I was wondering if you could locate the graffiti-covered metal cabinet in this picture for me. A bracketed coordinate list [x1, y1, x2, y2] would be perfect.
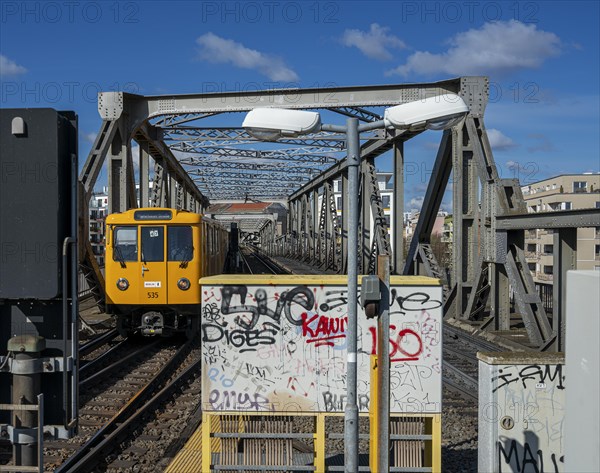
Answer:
[478, 352, 565, 473]
[199, 274, 443, 414]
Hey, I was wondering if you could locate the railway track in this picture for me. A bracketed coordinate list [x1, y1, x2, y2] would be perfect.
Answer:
[240, 245, 290, 274]
[442, 324, 503, 401]
[45, 338, 199, 472]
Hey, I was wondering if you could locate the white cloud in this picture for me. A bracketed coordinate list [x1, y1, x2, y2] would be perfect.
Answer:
[0, 54, 27, 76]
[340, 23, 406, 61]
[387, 20, 561, 77]
[196, 33, 299, 82]
[487, 128, 516, 150]
[83, 132, 97, 143]
[407, 196, 424, 212]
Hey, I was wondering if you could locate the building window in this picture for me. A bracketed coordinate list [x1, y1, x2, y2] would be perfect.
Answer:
[382, 195, 390, 208]
[543, 265, 553, 275]
[596, 245, 600, 259]
[528, 263, 536, 271]
[337, 197, 342, 209]
[527, 244, 536, 252]
[562, 202, 572, 210]
[573, 181, 587, 193]
[596, 202, 600, 209]
[543, 244, 553, 255]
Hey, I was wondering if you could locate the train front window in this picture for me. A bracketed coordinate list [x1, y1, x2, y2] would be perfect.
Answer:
[168, 226, 193, 261]
[113, 226, 138, 262]
[141, 226, 164, 262]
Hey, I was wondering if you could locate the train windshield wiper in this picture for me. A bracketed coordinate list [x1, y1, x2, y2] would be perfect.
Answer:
[179, 246, 193, 268]
[114, 246, 127, 268]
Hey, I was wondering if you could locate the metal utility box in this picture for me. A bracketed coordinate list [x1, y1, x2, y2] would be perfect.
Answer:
[565, 270, 600, 473]
[0, 108, 78, 438]
[0, 108, 76, 299]
[478, 352, 565, 473]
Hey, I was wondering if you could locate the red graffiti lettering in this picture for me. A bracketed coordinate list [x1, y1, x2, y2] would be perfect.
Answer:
[302, 313, 348, 346]
[369, 325, 423, 361]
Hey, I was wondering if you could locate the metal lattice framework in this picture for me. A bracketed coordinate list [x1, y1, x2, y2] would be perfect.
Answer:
[78, 77, 600, 352]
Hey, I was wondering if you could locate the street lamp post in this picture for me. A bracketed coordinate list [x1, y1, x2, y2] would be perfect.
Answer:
[243, 94, 469, 473]
[344, 117, 360, 472]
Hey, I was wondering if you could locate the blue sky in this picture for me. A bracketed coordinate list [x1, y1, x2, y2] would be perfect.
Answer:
[1, 1, 599, 210]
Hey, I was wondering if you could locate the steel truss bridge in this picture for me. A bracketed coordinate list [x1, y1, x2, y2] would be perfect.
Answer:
[80, 76, 600, 352]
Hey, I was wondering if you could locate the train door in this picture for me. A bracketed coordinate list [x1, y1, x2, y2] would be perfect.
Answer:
[166, 225, 199, 305]
[140, 225, 167, 304]
[109, 225, 139, 305]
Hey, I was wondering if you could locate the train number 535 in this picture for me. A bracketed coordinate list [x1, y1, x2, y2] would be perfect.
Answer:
[147, 292, 159, 299]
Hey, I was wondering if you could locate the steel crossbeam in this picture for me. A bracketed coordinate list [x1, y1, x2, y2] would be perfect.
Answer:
[170, 144, 341, 163]
[180, 159, 322, 174]
[161, 128, 348, 149]
[190, 170, 311, 183]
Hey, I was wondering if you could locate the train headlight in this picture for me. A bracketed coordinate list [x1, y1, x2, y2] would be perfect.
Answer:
[177, 278, 191, 291]
[116, 278, 129, 291]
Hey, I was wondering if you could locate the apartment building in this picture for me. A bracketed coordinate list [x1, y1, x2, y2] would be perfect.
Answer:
[333, 172, 396, 248]
[89, 188, 109, 264]
[522, 173, 600, 282]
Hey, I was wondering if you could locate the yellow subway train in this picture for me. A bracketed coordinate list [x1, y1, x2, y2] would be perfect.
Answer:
[105, 208, 228, 337]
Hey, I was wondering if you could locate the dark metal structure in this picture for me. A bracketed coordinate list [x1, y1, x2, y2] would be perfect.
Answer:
[0, 109, 79, 470]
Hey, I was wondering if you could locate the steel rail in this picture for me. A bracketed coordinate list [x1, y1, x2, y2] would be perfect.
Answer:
[238, 248, 254, 275]
[79, 340, 158, 386]
[78, 328, 119, 357]
[442, 374, 478, 402]
[56, 341, 193, 472]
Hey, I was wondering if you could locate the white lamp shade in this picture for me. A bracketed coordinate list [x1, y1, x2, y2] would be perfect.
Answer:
[243, 108, 321, 138]
[384, 94, 469, 130]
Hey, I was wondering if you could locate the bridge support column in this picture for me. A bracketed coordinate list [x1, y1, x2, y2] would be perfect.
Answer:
[553, 228, 577, 351]
[392, 142, 404, 275]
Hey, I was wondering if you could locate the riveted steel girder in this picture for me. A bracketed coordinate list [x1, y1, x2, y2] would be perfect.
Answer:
[150, 112, 222, 127]
[170, 144, 341, 164]
[180, 158, 322, 174]
[331, 106, 383, 122]
[161, 128, 347, 149]
[189, 170, 311, 183]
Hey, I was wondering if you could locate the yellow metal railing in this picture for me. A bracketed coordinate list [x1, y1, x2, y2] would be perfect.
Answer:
[165, 410, 441, 472]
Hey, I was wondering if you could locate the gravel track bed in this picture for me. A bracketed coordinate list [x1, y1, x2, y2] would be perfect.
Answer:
[442, 387, 478, 472]
[43, 341, 179, 471]
[79, 333, 125, 365]
[89, 338, 203, 473]
[441, 323, 505, 472]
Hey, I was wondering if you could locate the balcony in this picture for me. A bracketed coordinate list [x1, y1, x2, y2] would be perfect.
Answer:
[536, 273, 554, 282]
[525, 251, 539, 260]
